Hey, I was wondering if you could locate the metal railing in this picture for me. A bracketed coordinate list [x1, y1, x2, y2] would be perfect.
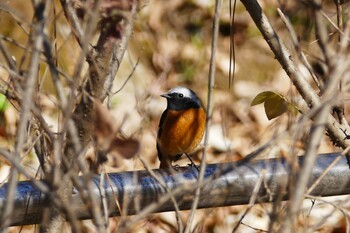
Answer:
[1, 153, 349, 226]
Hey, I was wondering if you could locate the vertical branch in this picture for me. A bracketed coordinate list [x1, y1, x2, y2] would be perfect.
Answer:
[281, 103, 334, 233]
[43, 0, 139, 232]
[229, 0, 237, 88]
[59, 0, 84, 45]
[335, 0, 343, 41]
[0, 0, 48, 231]
[108, 1, 139, 94]
[314, 1, 334, 69]
[277, 8, 321, 88]
[184, 0, 222, 232]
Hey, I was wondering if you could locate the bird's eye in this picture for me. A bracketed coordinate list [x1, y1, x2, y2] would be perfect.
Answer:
[178, 93, 184, 98]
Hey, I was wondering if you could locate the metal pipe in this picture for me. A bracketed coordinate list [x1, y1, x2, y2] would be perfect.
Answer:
[1, 153, 350, 226]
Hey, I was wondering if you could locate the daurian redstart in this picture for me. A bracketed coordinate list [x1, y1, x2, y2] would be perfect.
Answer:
[157, 87, 206, 169]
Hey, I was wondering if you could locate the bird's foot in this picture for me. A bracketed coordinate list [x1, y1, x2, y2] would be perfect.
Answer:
[172, 164, 181, 171]
[187, 163, 200, 172]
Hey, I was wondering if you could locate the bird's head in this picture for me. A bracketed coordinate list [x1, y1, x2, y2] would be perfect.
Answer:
[161, 86, 202, 110]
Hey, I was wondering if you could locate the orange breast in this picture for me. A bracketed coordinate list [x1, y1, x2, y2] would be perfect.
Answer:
[158, 108, 206, 160]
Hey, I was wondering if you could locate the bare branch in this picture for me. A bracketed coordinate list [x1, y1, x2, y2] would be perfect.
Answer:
[0, 0, 49, 230]
[240, 0, 350, 231]
[184, 0, 222, 232]
[42, 0, 140, 231]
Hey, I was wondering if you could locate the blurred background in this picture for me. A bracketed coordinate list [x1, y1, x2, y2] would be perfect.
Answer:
[0, 0, 348, 232]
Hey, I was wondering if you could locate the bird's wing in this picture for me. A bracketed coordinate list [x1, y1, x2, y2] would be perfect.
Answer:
[157, 109, 168, 138]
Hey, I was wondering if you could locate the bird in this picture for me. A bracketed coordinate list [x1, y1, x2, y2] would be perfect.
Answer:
[157, 86, 206, 169]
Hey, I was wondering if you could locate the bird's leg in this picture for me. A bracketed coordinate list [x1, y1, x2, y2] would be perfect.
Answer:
[159, 158, 171, 169]
[160, 159, 180, 171]
[185, 153, 199, 172]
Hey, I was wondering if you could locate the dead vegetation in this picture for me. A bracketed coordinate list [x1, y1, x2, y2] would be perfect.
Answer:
[0, 0, 350, 232]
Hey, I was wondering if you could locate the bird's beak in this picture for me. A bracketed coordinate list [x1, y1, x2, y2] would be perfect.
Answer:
[160, 93, 170, 98]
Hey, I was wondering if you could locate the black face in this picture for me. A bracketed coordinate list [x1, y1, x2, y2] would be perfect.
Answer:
[165, 92, 201, 110]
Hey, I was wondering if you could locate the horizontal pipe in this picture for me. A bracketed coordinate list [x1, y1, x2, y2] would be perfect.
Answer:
[1, 153, 349, 226]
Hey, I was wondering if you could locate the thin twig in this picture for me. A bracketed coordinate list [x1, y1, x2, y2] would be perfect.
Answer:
[281, 6, 350, 232]
[232, 170, 266, 232]
[277, 8, 321, 89]
[334, 0, 343, 42]
[281, 99, 333, 233]
[0, 40, 17, 70]
[116, 156, 184, 233]
[314, 2, 334, 70]
[111, 57, 140, 95]
[44, 0, 139, 231]
[74, 150, 107, 233]
[305, 194, 350, 232]
[108, 0, 139, 99]
[240, 221, 268, 232]
[240, 0, 350, 159]
[59, 0, 84, 45]
[320, 11, 349, 42]
[228, 0, 236, 88]
[240, 0, 350, 231]
[0, 3, 30, 34]
[184, 0, 222, 232]
[0, 1, 48, 231]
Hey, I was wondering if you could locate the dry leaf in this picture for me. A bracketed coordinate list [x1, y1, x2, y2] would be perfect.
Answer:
[93, 100, 116, 151]
[109, 137, 140, 159]
[92, 100, 139, 170]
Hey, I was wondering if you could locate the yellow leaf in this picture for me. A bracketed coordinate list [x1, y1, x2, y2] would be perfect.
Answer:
[251, 91, 274, 106]
[251, 91, 297, 120]
[264, 93, 288, 120]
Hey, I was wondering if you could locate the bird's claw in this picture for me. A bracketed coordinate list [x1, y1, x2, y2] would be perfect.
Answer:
[187, 163, 200, 172]
[172, 164, 181, 171]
